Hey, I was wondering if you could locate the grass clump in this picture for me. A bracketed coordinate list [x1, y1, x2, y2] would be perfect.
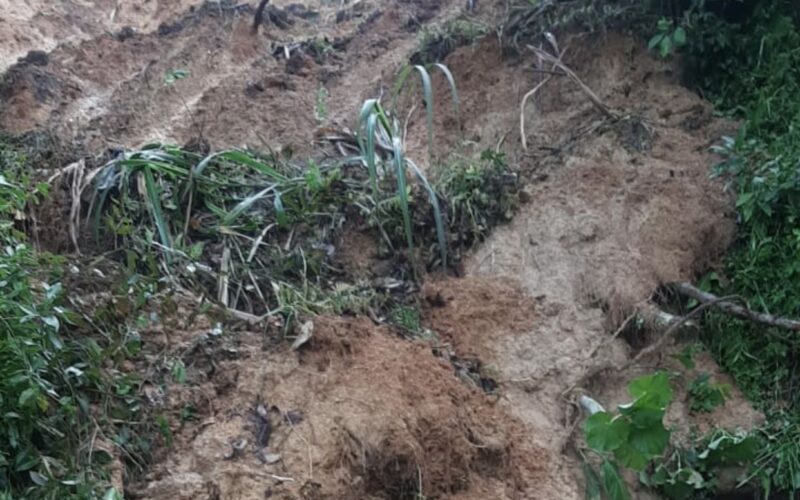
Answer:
[91, 145, 382, 322]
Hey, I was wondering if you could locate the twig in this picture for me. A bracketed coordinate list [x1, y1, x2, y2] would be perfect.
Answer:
[674, 282, 800, 331]
[520, 43, 570, 151]
[527, 45, 618, 121]
[520, 79, 553, 151]
[587, 311, 636, 359]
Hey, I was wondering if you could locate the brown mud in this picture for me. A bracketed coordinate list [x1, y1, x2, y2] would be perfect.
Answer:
[0, 1, 761, 498]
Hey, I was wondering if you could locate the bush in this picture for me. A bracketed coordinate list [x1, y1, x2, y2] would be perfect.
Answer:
[0, 142, 144, 498]
[676, 1, 800, 494]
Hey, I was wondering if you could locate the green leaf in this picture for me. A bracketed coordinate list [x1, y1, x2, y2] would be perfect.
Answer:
[648, 34, 664, 50]
[614, 442, 649, 471]
[171, 360, 186, 384]
[673, 27, 687, 46]
[413, 65, 435, 160]
[142, 167, 172, 254]
[18, 388, 38, 409]
[602, 460, 631, 500]
[660, 36, 673, 58]
[164, 69, 190, 85]
[405, 158, 447, 270]
[628, 424, 670, 458]
[628, 372, 672, 410]
[583, 462, 602, 500]
[585, 412, 629, 452]
[29, 471, 47, 486]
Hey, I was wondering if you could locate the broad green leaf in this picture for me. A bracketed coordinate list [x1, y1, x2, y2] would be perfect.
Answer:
[628, 372, 672, 409]
[585, 412, 629, 452]
[602, 460, 631, 500]
[628, 424, 670, 458]
[614, 443, 649, 471]
[660, 36, 673, 57]
[617, 403, 664, 429]
[673, 27, 687, 46]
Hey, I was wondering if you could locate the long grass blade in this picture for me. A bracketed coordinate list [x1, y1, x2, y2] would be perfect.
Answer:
[365, 112, 380, 201]
[406, 158, 447, 270]
[412, 65, 435, 160]
[392, 66, 413, 112]
[391, 137, 416, 277]
[222, 185, 278, 226]
[433, 63, 460, 133]
[142, 166, 173, 257]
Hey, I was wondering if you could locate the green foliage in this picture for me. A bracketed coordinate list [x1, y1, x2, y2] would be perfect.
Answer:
[645, 430, 758, 498]
[687, 373, 730, 413]
[434, 150, 519, 249]
[648, 18, 687, 57]
[0, 142, 147, 498]
[670, 342, 702, 370]
[676, 0, 800, 494]
[389, 305, 422, 335]
[93, 145, 361, 316]
[356, 63, 463, 274]
[583, 372, 673, 499]
[583, 371, 757, 498]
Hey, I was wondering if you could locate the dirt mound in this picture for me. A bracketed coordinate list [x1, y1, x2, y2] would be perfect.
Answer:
[132, 315, 563, 499]
[422, 277, 538, 359]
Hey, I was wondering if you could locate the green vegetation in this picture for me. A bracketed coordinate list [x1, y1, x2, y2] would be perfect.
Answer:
[0, 142, 150, 499]
[583, 373, 757, 500]
[670, 1, 800, 495]
[687, 373, 730, 414]
[646, 429, 758, 499]
[564, 1, 800, 495]
[584, 372, 674, 500]
[0, 83, 520, 497]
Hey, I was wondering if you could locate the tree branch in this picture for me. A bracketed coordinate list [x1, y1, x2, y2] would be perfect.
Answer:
[674, 282, 800, 331]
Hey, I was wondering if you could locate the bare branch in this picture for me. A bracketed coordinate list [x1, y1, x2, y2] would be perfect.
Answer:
[674, 282, 800, 331]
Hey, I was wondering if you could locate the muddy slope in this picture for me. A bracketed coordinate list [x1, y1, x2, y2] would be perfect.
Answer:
[1, 0, 462, 154]
[0, 1, 764, 499]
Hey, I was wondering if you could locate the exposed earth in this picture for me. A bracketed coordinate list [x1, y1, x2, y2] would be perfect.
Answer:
[0, 1, 763, 498]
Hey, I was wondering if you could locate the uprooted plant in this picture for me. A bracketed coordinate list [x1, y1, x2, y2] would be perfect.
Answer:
[84, 145, 386, 326]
